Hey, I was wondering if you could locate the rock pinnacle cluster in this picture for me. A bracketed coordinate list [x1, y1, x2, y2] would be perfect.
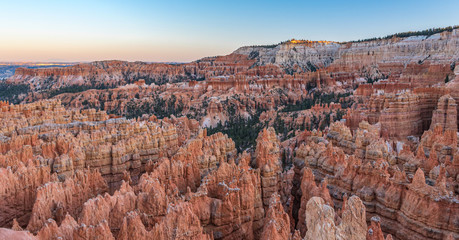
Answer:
[0, 28, 458, 239]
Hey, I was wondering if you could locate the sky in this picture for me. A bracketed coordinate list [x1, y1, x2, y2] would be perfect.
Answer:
[0, 0, 458, 62]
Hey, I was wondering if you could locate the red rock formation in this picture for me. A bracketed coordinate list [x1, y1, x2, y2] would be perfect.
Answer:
[255, 127, 282, 208]
[367, 216, 393, 240]
[27, 170, 108, 233]
[304, 195, 367, 240]
[419, 95, 458, 166]
[187, 158, 264, 239]
[36, 214, 79, 240]
[0, 161, 53, 228]
[72, 220, 114, 240]
[304, 120, 459, 240]
[260, 193, 291, 240]
[0, 99, 183, 191]
[0, 29, 458, 240]
[379, 92, 423, 140]
[348, 84, 454, 141]
[297, 167, 334, 236]
[0, 228, 36, 240]
[430, 94, 458, 132]
[78, 181, 137, 233]
[146, 202, 212, 240]
[9, 60, 194, 90]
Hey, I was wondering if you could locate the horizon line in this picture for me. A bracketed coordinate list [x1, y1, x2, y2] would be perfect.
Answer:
[2, 25, 457, 64]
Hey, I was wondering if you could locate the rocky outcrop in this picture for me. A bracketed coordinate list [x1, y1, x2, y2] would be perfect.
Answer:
[430, 94, 458, 133]
[188, 156, 264, 239]
[118, 204, 212, 240]
[347, 90, 425, 140]
[0, 161, 52, 228]
[255, 127, 282, 208]
[367, 216, 393, 240]
[297, 167, 333, 236]
[419, 95, 458, 163]
[0, 228, 36, 240]
[299, 121, 459, 240]
[379, 92, 423, 140]
[260, 193, 291, 240]
[348, 85, 459, 143]
[304, 195, 367, 240]
[27, 170, 108, 233]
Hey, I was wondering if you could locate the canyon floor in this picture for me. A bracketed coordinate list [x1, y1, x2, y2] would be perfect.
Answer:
[0, 28, 458, 240]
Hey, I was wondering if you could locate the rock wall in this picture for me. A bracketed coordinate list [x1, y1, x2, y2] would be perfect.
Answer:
[348, 84, 454, 141]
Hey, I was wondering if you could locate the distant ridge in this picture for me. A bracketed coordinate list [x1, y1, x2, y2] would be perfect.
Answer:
[347, 25, 459, 43]
[247, 25, 459, 48]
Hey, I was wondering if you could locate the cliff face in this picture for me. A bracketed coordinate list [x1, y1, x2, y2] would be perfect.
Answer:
[234, 31, 458, 74]
[234, 41, 340, 72]
[9, 60, 194, 90]
[378, 92, 423, 140]
[348, 83, 455, 141]
[7, 54, 255, 91]
[430, 94, 458, 133]
[8, 29, 458, 95]
[234, 30, 458, 86]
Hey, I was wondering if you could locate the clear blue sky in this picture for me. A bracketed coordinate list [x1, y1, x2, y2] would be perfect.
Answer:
[0, 0, 458, 62]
